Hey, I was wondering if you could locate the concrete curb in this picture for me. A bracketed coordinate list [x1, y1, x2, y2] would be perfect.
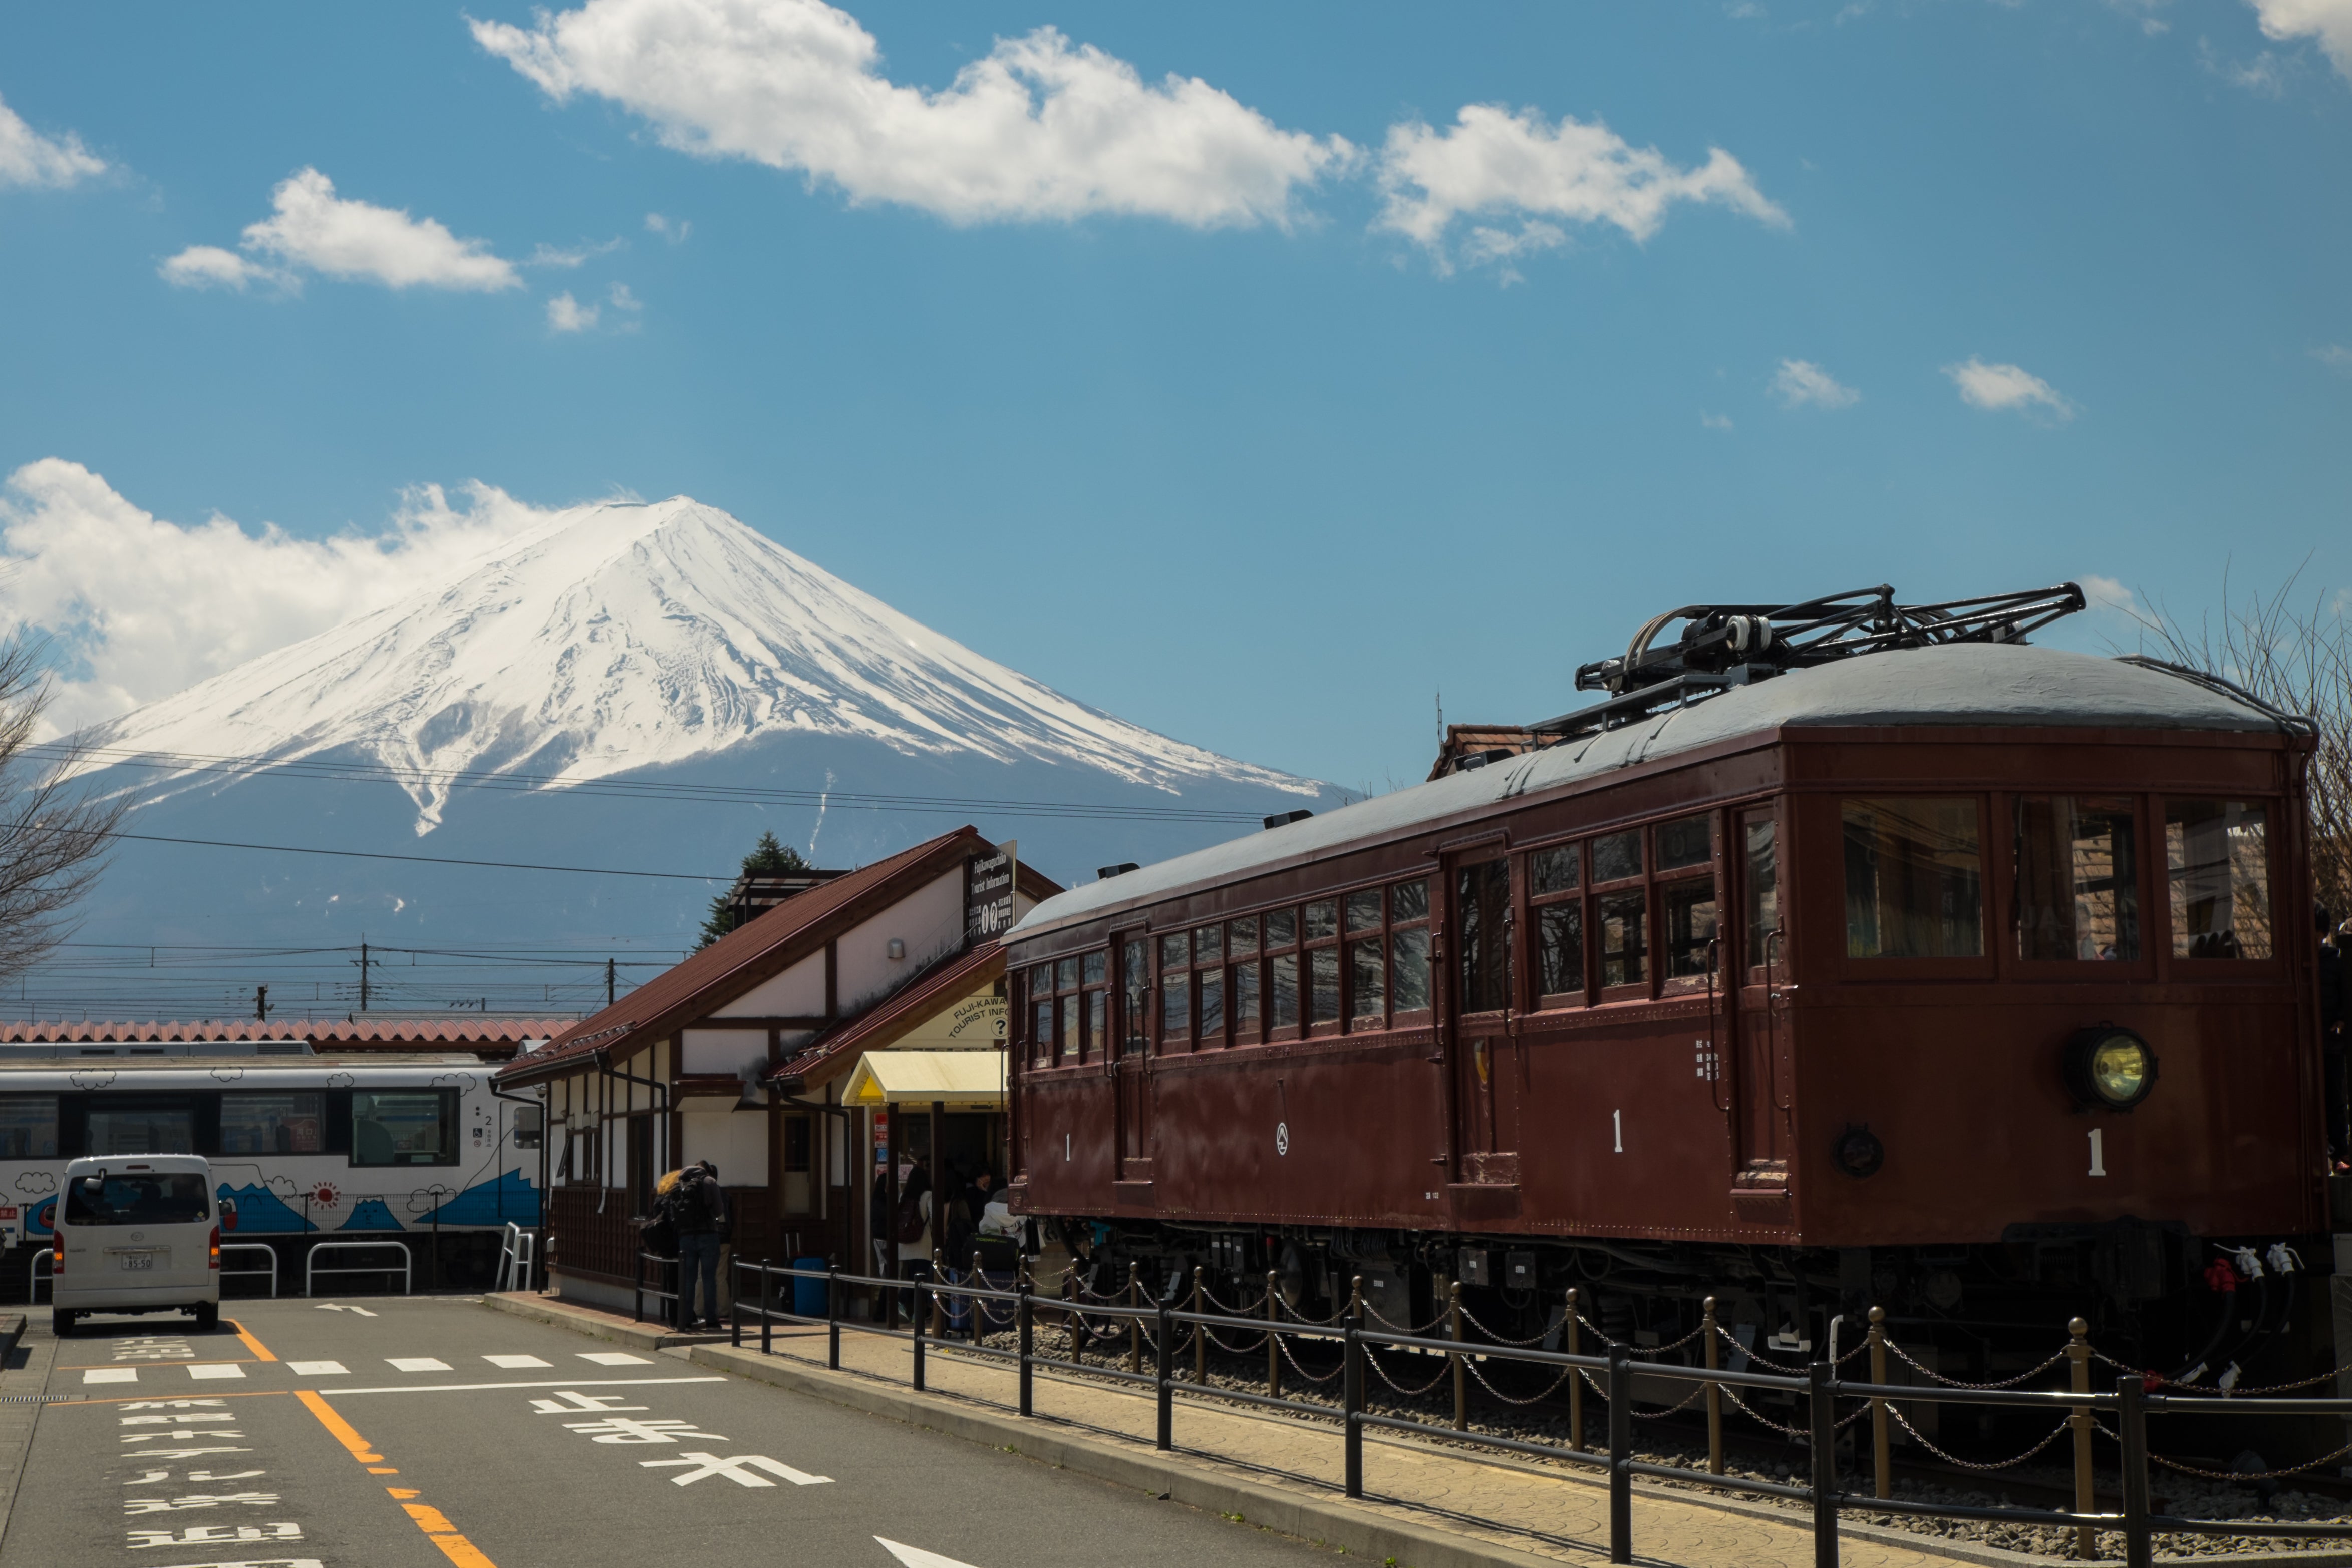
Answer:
[479, 1291, 727, 1353]
[0, 1316, 23, 1368]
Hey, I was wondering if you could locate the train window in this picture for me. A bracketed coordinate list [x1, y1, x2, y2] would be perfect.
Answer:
[1088, 988, 1108, 1050]
[1305, 900, 1338, 941]
[1350, 938, 1384, 1021]
[1062, 994, 1082, 1057]
[1056, 957, 1079, 989]
[1537, 901, 1584, 998]
[2165, 800, 2272, 960]
[1230, 916, 1259, 955]
[1034, 997, 1056, 1063]
[351, 1090, 456, 1166]
[1531, 844, 1579, 896]
[1198, 952, 1226, 1043]
[1310, 947, 1341, 1023]
[1392, 925, 1432, 1013]
[1743, 816, 1778, 970]
[87, 1098, 195, 1155]
[1083, 951, 1106, 986]
[1271, 953, 1301, 1028]
[1233, 960, 1260, 1032]
[1162, 970, 1191, 1040]
[1267, 908, 1298, 947]
[1122, 938, 1149, 1053]
[0, 1095, 57, 1158]
[1346, 890, 1383, 932]
[221, 1091, 326, 1155]
[1195, 926, 1222, 965]
[513, 1104, 544, 1150]
[1160, 933, 1189, 969]
[1658, 815, 1712, 872]
[1030, 963, 1053, 997]
[1455, 860, 1512, 1013]
[1598, 890, 1647, 986]
[1842, 798, 1984, 959]
[1662, 879, 1719, 980]
[2014, 797, 2139, 962]
[1593, 831, 1642, 884]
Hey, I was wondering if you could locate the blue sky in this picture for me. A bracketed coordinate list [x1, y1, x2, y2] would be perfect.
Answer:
[1, 0, 2346, 795]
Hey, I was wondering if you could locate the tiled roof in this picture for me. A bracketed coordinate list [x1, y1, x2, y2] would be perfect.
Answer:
[498, 827, 996, 1086]
[0, 1018, 563, 1056]
[769, 939, 1003, 1092]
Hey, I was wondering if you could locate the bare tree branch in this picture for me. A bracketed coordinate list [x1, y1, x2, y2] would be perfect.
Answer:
[0, 638, 128, 983]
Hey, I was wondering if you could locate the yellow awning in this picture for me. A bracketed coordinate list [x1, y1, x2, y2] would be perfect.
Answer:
[840, 1050, 1006, 1109]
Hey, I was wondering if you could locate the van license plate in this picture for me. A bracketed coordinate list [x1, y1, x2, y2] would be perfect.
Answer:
[120, 1253, 154, 1271]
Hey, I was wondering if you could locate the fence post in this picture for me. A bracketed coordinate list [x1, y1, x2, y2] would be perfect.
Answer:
[1565, 1285, 1583, 1452]
[1704, 1294, 1724, 1476]
[1017, 1275, 1035, 1418]
[1450, 1280, 1468, 1431]
[1607, 1343, 1632, 1565]
[1127, 1260, 1142, 1375]
[1192, 1266, 1206, 1386]
[1868, 1305, 1891, 1502]
[632, 1248, 643, 1324]
[2117, 1375, 2152, 1568]
[1155, 1297, 1174, 1452]
[1349, 1275, 1369, 1497]
[1266, 1269, 1282, 1400]
[826, 1259, 841, 1370]
[972, 1251, 986, 1345]
[913, 1277, 928, 1393]
[2068, 1317, 2095, 1561]
[932, 1248, 946, 1341]
[1810, 1359, 1840, 1568]
[759, 1258, 773, 1355]
[731, 1260, 743, 1348]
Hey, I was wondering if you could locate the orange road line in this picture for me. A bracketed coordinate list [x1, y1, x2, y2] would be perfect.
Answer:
[219, 1315, 495, 1568]
[228, 1319, 278, 1361]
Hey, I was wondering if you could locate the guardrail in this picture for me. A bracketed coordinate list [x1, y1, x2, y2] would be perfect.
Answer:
[219, 1242, 278, 1299]
[633, 1250, 678, 1326]
[721, 1256, 2352, 1568]
[305, 1239, 411, 1298]
[497, 1223, 537, 1294]
[29, 1248, 51, 1305]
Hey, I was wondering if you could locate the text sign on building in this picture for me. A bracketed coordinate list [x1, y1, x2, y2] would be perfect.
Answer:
[966, 841, 1017, 940]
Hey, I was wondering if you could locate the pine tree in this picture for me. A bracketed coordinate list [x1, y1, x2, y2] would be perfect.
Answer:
[695, 831, 812, 949]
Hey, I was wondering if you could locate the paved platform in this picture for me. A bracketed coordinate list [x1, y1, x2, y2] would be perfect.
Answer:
[487, 1290, 1990, 1568]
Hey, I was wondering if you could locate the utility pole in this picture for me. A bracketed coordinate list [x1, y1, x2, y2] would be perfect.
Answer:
[354, 940, 372, 1015]
[606, 957, 616, 1008]
[253, 985, 270, 1022]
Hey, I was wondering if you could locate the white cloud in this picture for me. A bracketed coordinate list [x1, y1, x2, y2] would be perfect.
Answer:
[0, 460, 560, 735]
[157, 245, 290, 293]
[0, 92, 106, 189]
[527, 237, 623, 268]
[1945, 356, 2076, 420]
[2313, 344, 2352, 371]
[1376, 104, 1786, 271]
[1770, 359, 1859, 409]
[161, 168, 519, 293]
[608, 282, 642, 312]
[473, 0, 1349, 228]
[547, 291, 599, 332]
[1701, 411, 1735, 430]
[2078, 574, 2139, 616]
[644, 212, 691, 243]
[2246, 0, 2352, 79]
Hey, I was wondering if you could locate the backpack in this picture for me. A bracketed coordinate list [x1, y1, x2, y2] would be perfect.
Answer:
[894, 1190, 927, 1245]
[639, 1203, 676, 1259]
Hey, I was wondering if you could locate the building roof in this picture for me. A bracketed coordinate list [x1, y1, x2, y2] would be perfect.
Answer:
[0, 1018, 564, 1057]
[499, 830, 1056, 1087]
[1427, 724, 1540, 782]
[1011, 644, 2292, 944]
[770, 939, 1002, 1092]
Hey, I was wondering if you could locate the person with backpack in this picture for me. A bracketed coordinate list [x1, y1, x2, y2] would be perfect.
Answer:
[669, 1161, 727, 1330]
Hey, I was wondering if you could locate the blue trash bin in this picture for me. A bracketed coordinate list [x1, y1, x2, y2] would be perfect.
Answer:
[792, 1257, 828, 1318]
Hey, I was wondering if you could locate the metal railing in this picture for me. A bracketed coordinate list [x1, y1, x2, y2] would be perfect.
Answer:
[219, 1243, 278, 1299]
[29, 1248, 51, 1305]
[498, 1223, 537, 1294]
[719, 1257, 2352, 1568]
[305, 1239, 411, 1298]
[633, 1249, 678, 1326]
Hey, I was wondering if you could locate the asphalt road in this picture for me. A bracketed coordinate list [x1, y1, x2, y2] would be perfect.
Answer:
[0, 1295, 1332, 1568]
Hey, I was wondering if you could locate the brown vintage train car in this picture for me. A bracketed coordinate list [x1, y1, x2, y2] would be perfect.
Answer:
[1004, 588, 2326, 1370]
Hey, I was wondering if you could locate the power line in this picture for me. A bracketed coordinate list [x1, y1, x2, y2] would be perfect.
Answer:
[105, 829, 725, 882]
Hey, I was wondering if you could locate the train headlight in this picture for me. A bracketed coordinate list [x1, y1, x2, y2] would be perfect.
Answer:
[2063, 1026, 2156, 1111]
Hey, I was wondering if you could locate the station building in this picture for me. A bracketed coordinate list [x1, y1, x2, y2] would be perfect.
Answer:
[494, 826, 1056, 1316]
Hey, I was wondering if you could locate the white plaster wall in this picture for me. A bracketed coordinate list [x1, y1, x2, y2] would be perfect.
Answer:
[837, 868, 964, 1015]
[681, 1032, 768, 1077]
[713, 951, 827, 1018]
[678, 1101, 768, 1186]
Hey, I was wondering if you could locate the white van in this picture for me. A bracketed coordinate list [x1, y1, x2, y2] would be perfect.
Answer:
[51, 1155, 224, 1335]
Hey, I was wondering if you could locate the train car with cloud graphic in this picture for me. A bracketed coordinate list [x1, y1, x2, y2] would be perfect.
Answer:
[0, 1048, 542, 1284]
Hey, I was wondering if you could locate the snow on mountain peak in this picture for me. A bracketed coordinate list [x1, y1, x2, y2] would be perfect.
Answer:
[87, 494, 1315, 833]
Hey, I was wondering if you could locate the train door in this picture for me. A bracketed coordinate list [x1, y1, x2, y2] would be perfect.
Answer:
[1449, 851, 1515, 1179]
[1730, 807, 1792, 1188]
[1115, 934, 1153, 1180]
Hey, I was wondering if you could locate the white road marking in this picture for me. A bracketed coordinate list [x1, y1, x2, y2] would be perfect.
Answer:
[84, 1368, 138, 1384]
[385, 1358, 450, 1372]
[123, 1491, 280, 1513]
[125, 1519, 303, 1547]
[483, 1355, 550, 1368]
[878, 1539, 981, 1568]
[578, 1352, 653, 1366]
[187, 1365, 246, 1381]
[529, 1392, 646, 1414]
[315, 1303, 378, 1316]
[318, 1376, 726, 1397]
[287, 1360, 348, 1376]
[640, 1453, 833, 1487]
[563, 1417, 727, 1444]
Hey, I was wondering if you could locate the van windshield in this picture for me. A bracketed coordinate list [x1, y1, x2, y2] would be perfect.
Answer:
[64, 1174, 209, 1226]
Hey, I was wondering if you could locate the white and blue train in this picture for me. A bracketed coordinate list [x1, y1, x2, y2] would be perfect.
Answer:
[0, 1047, 543, 1255]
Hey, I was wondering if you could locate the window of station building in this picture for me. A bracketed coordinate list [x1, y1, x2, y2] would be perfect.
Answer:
[2165, 800, 2272, 960]
[1267, 908, 1301, 1031]
[1160, 932, 1192, 1043]
[352, 1089, 456, 1167]
[220, 1091, 325, 1155]
[1194, 925, 1226, 1044]
[1531, 843, 1584, 1003]
[0, 1095, 56, 1159]
[1743, 814, 1779, 971]
[1590, 833, 1647, 991]
[2014, 797, 2139, 962]
[783, 1116, 812, 1174]
[1657, 813, 1719, 988]
[1122, 938, 1150, 1054]
[1229, 917, 1261, 1039]
[1305, 899, 1341, 1025]
[1455, 860, 1513, 1013]
[1390, 880, 1432, 1016]
[1842, 798, 1984, 959]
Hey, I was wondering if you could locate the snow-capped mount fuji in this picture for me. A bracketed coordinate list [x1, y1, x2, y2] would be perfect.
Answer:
[89, 496, 1316, 835]
[63, 496, 1341, 962]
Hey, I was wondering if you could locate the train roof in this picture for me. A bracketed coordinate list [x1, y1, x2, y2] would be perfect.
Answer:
[1010, 645, 2291, 944]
